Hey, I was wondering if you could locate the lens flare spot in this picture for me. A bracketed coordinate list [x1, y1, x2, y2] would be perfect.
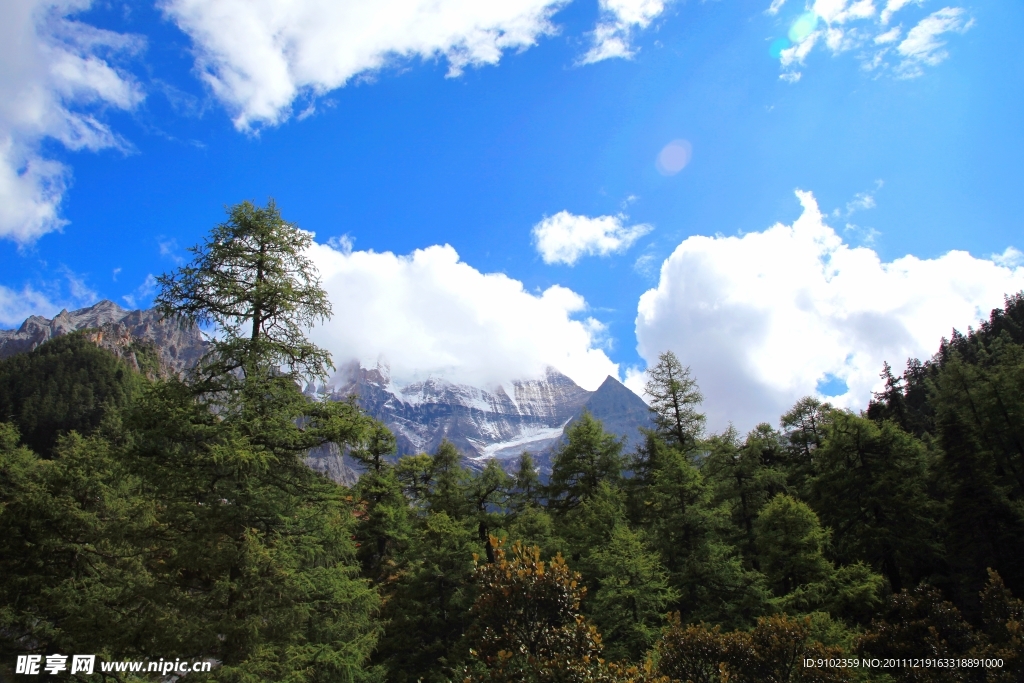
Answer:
[788, 12, 818, 43]
[656, 139, 693, 176]
[770, 38, 791, 59]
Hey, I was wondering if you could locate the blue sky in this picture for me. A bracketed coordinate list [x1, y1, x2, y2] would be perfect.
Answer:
[2, 0, 1023, 430]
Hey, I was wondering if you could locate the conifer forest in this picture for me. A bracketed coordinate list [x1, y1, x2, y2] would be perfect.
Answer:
[2, 203, 1022, 682]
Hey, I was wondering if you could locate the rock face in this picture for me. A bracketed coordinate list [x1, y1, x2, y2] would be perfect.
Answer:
[324, 361, 653, 472]
[0, 300, 208, 376]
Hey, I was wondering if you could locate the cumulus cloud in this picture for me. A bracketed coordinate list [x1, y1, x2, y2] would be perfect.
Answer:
[772, 0, 971, 81]
[532, 211, 652, 265]
[633, 190, 1024, 433]
[0, 0, 143, 244]
[160, 0, 573, 131]
[306, 242, 619, 391]
[580, 0, 668, 64]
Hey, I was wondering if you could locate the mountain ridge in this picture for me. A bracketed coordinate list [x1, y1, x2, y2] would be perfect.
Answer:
[2, 301, 653, 478]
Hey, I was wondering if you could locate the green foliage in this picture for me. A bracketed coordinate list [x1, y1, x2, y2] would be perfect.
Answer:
[755, 495, 883, 621]
[857, 571, 1024, 683]
[930, 341, 1024, 600]
[354, 465, 414, 582]
[754, 495, 833, 596]
[644, 351, 706, 452]
[546, 411, 626, 512]
[703, 425, 789, 563]
[633, 433, 766, 627]
[587, 524, 679, 662]
[155, 198, 333, 387]
[0, 332, 141, 455]
[374, 511, 478, 683]
[807, 412, 939, 593]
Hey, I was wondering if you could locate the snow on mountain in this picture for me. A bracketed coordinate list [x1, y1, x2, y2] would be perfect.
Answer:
[325, 361, 652, 470]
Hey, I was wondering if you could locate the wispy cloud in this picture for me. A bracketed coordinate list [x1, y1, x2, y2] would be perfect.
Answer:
[895, 7, 974, 78]
[770, 1, 972, 81]
[122, 274, 157, 309]
[0, 267, 100, 327]
[158, 237, 184, 264]
[579, 0, 669, 64]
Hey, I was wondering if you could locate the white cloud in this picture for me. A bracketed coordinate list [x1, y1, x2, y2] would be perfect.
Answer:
[634, 190, 1024, 433]
[874, 26, 902, 44]
[880, 0, 917, 25]
[306, 242, 619, 391]
[0, 283, 63, 327]
[0, 267, 99, 327]
[773, 1, 971, 81]
[159, 0, 572, 131]
[580, 0, 668, 64]
[896, 7, 973, 78]
[0, 0, 143, 244]
[766, 0, 789, 17]
[533, 211, 652, 265]
[812, 0, 875, 25]
[992, 247, 1023, 269]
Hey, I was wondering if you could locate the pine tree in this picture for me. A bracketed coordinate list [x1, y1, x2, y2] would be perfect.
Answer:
[807, 412, 938, 593]
[546, 411, 626, 513]
[644, 351, 706, 452]
[587, 524, 678, 661]
[155, 198, 333, 390]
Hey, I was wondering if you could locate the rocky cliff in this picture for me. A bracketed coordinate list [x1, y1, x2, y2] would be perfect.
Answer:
[0, 300, 208, 376]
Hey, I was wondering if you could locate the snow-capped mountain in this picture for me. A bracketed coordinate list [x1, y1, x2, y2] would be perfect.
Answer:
[323, 361, 652, 469]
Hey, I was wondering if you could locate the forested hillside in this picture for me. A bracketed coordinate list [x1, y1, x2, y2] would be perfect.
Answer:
[1, 202, 1022, 682]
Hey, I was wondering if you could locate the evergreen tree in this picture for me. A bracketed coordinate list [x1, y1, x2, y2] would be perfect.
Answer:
[807, 412, 939, 593]
[930, 343, 1024, 599]
[546, 411, 626, 513]
[354, 464, 414, 582]
[754, 495, 883, 622]
[469, 459, 513, 563]
[511, 451, 542, 512]
[375, 511, 478, 683]
[703, 425, 789, 564]
[155, 198, 333, 390]
[634, 432, 766, 627]
[0, 333, 142, 456]
[644, 351, 706, 452]
[428, 439, 474, 520]
[779, 397, 835, 495]
[130, 199, 382, 680]
[586, 524, 678, 661]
